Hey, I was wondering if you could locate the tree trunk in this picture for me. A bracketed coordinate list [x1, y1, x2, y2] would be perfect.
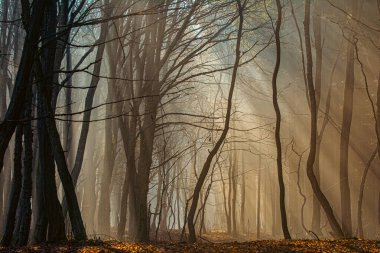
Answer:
[303, 0, 344, 239]
[339, 27, 356, 240]
[63, 45, 73, 168]
[227, 156, 232, 234]
[240, 153, 246, 234]
[0, 0, 46, 173]
[133, 98, 159, 241]
[357, 148, 376, 238]
[81, 125, 98, 235]
[219, 161, 230, 234]
[36, 94, 66, 242]
[35, 60, 87, 240]
[117, 167, 130, 240]
[15, 85, 33, 246]
[1, 125, 23, 246]
[256, 156, 261, 239]
[62, 20, 108, 218]
[311, 1, 323, 235]
[97, 86, 117, 237]
[187, 1, 244, 242]
[231, 148, 238, 236]
[271, 0, 291, 239]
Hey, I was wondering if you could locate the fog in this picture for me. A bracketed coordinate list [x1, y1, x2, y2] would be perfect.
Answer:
[0, 0, 379, 245]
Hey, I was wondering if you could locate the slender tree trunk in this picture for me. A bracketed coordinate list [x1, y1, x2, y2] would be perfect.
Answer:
[311, 1, 323, 235]
[357, 148, 377, 238]
[304, 0, 344, 238]
[176, 166, 181, 231]
[339, 27, 356, 239]
[219, 161, 230, 234]
[240, 154, 246, 234]
[231, 148, 238, 236]
[187, 1, 244, 242]
[271, 0, 291, 239]
[339, 0, 362, 237]
[62, 20, 108, 216]
[63, 46, 72, 168]
[227, 156, 232, 234]
[97, 87, 117, 237]
[257, 156, 261, 239]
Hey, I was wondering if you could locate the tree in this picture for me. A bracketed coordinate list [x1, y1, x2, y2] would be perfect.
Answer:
[270, 0, 291, 240]
[339, 0, 359, 237]
[0, 0, 46, 173]
[187, 0, 245, 243]
[303, 0, 344, 239]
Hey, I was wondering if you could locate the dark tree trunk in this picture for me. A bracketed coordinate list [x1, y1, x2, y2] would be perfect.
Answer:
[64, 19, 108, 194]
[36, 94, 66, 242]
[0, 0, 46, 173]
[63, 45, 73, 168]
[303, 0, 344, 238]
[187, 1, 244, 242]
[61, 19, 108, 217]
[134, 103, 158, 241]
[35, 55, 87, 240]
[32, 155, 48, 243]
[1, 125, 23, 246]
[15, 84, 34, 246]
[311, 1, 323, 235]
[271, 0, 291, 240]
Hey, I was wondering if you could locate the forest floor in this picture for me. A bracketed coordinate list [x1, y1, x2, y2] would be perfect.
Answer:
[1, 239, 379, 253]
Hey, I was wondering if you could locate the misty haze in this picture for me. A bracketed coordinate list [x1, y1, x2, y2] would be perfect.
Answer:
[0, 0, 379, 252]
